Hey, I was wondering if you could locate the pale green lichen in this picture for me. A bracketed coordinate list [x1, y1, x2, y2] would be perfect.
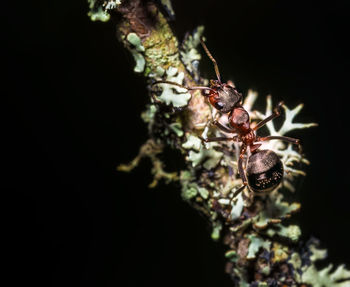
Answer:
[188, 145, 223, 170]
[211, 221, 222, 241]
[181, 180, 209, 201]
[302, 264, 350, 287]
[180, 26, 205, 75]
[181, 134, 202, 151]
[126, 33, 146, 73]
[103, 0, 121, 11]
[141, 104, 157, 123]
[289, 252, 303, 283]
[197, 187, 209, 199]
[181, 183, 198, 200]
[253, 194, 301, 229]
[266, 224, 301, 242]
[248, 93, 317, 191]
[309, 243, 328, 261]
[247, 234, 271, 260]
[87, 0, 110, 22]
[155, 66, 165, 77]
[228, 193, 301, 235]
[180, 170, 194, 182]
[288, 241, 350, 286]
[130, 51, 145, 73]
[180, 172, 202, 200]
[160, 0, 175, 19]
[127, 33, 145, 52]
[88, 8, 110, 22]
[155, 67, 191, 107]
[225, 250, 238, 263]
[229, 193, 245, 221]
[168, 122, 183, 137]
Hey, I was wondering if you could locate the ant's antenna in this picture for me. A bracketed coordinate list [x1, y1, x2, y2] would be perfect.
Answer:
[200, 38, 222, 83]
[152, 80, 214, 93]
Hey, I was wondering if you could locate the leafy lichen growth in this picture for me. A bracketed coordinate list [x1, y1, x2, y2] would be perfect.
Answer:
[182, 133, 202, 151]
[253, 194, 301, 229]
[247, 234, 271, 260]
[299, 241, 350, 286]
[154, 67, 191, 107]
[180, 26, 205, 77]
[211, 221, 222, 241]
[127, 33, 145, 52]
[126, 33, 146, 73]
[104, 0, 121, 11]
[188, 145, 223, 170]
[266, 223, 301, 242]
[88, 1, 110, 22]
[87, 0, 122, 22]
[159, 0, 175, 19]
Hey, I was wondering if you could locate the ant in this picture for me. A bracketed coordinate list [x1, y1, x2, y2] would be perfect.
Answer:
[152, 39, 300, 204]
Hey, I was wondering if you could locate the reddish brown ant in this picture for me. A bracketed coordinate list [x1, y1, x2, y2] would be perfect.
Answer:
[152, 39, 300, 204]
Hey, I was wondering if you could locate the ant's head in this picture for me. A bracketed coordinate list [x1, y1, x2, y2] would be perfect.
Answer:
[207, 80, 243, 113]
[200, 40, 243, 113]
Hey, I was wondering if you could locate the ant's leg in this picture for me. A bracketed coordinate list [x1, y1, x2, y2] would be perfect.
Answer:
[230, 146, 248, 201]
[230, 185, 246, 201]
[253, 101, 284, 131]
[259, 135, 300, 145]
[238, 146, 248, 186]
[200, 135, 239, 143]
[212, 120, 236, 133]
[259, 135, 302, 153]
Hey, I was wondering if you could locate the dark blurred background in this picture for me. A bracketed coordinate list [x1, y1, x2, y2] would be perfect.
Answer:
[4, 1, 349, 286]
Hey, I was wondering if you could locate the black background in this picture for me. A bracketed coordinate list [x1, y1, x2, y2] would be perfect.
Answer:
[4, 1, 349, 286]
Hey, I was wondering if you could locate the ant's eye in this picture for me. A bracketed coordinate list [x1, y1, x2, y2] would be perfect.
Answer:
[214, 101, 224, 110]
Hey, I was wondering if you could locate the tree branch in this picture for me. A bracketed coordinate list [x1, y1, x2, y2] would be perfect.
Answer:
[88, 1, 350, 286]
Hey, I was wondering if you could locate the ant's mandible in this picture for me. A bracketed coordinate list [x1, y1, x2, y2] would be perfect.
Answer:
[152, 39, 301, 203]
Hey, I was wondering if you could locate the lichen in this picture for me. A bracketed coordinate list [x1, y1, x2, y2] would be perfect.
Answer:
[103, 0, 121, 11]
[247, 234, 271, 260]
[300, 241, 350, 286]
[126, 33, 146, 73]
[266, 223, 301, 242]
[180, 26, 205, 77]
[87, 0, 110, 22]
[181, 133, 202, 151]
[159, 0, 175, 20]
[87, 0, 122, 22]
[130, 51, 145, 73]
[302, 264, 350, 287]
[187, 144, 223, 170]
[253, 193, 301, 229]
[168, 122, 184, 137]
[117, 139, 178, 188]
[211, 221, 222, 241]
[249, 93, 318, 191]
[153, 67, 191, 107]
[127, 33, 145, 52]
[229, 193, 244, 221]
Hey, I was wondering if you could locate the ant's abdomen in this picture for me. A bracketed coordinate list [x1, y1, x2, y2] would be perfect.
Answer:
[246, 150, 284, 193]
